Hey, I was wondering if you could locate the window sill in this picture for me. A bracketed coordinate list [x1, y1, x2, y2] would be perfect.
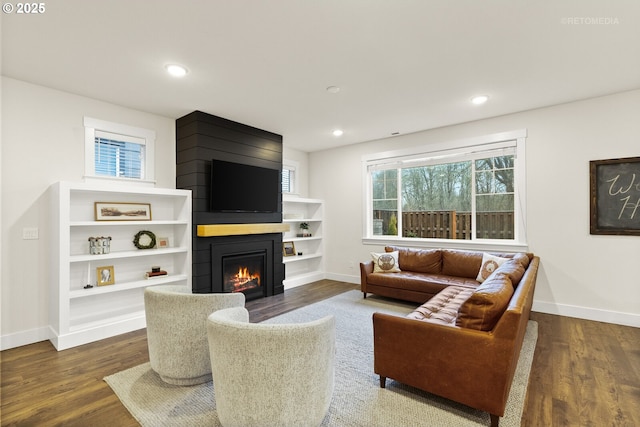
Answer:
[362, 236, 529, 253]
[83, 175, 157, 188]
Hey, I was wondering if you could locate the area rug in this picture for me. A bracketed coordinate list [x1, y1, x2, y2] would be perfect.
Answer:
[105, 290, 538, 427]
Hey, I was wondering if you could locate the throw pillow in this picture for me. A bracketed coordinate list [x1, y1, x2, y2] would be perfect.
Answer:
[456, 272, 514, 331]
[371, 251, 401, 273]
[476, 253, 508, 282]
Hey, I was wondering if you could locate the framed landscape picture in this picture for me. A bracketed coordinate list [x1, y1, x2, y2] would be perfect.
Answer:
[589, 156, 640, 235]
[95, 202, 151, 221]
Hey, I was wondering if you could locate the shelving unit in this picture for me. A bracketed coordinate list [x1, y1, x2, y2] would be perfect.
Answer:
[282, 196, 324, 288]
[49, 181, 192, 350]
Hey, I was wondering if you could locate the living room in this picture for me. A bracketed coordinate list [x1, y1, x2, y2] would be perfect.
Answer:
[2, 2, 639, 426]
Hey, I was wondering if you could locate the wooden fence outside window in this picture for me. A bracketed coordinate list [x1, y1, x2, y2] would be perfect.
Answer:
[373, 210, 514, 240]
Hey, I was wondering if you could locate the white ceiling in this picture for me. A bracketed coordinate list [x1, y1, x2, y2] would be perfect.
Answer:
[2, 1, 640, 152]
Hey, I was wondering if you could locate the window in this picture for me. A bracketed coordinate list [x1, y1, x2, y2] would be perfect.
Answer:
[84, 117, 155, 183]
[282, 160, 298, 194]
[364, 130, 526, 246]
[94, 131, 144, 179]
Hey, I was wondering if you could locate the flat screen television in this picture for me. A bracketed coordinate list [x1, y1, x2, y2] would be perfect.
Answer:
[210, 159, 280, 213]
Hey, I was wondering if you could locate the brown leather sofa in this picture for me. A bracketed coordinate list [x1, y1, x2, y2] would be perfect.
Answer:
[362, 246, 539, 426]
[360, 245, 533, 303]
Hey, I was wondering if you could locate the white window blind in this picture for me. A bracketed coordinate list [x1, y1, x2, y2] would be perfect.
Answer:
[94, 131, 145, 179]
[282, 161, 298, 194]
[83, 117, 156, 185]
[282, 168, 292, 193]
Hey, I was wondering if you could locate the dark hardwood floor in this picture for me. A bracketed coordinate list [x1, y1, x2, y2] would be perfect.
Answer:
[1, 280, 638, 426]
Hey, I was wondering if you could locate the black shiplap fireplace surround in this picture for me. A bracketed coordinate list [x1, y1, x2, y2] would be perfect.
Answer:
[176, 111, 285, 300]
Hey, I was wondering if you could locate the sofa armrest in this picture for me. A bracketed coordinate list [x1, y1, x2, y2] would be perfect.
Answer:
[373, 312, 516, 416]
[360, 261, 374, 294]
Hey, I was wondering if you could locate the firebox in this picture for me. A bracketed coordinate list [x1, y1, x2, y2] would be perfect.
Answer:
[203, 233, 282, 301]
[222, 251, 266, 300]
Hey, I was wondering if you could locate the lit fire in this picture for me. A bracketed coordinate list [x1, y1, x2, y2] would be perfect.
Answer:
[228, 266, 261, 292]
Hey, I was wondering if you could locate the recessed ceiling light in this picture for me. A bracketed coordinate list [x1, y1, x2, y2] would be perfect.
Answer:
[165, 64, 188, 78]
[471, 95, 489, 105]
[332, 129, 344, 137]
[326, 86, 341, 94]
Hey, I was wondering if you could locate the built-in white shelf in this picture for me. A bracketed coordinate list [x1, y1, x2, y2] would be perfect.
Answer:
[282, 196, 324, 288]
[69, 274, 189, 299]
[49, 181, 192, 350]
[70, 247, 187, 262]
[283, 252, 322, 263]
[286, 236, 322, 243]
[71, 220, 188, 227]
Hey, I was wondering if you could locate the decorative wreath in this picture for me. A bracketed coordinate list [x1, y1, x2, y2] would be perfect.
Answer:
[133, 230, 156, 249]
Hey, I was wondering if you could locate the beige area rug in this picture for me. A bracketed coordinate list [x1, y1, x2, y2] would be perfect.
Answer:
[105, 290, 538, 427]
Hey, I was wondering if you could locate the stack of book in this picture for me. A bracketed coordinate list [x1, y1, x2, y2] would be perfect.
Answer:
[145, 269, 168, 279]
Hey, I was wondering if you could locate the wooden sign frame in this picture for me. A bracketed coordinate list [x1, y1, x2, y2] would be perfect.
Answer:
[589, 156, 640, 235]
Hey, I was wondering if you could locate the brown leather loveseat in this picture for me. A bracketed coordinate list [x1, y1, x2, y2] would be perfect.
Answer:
[361, 246, 539, 426]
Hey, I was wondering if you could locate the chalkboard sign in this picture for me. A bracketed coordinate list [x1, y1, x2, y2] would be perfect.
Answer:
[590, 156, 640, 235]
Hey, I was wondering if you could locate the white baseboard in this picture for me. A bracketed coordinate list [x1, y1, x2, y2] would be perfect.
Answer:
[532, 300, 640, 328]
[51, 315, 147, 351]
[325, 272, 360, 285]
[2, 316, 147, 351]
[1, 326, 51, 351]
[284, 271, 327, 289]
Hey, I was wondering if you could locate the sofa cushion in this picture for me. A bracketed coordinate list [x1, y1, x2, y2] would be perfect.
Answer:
[385, 246, 442, 274]
[441, 250, 484, 279]
[367, 271, 479, 295]
[476, 253, 509, 282]
[407, 286, 474, 326]
[493, 258, 526, 286]
[371, 251, 401, 273]
[456, 272, 514, 331]
[512, 252, 531, 269]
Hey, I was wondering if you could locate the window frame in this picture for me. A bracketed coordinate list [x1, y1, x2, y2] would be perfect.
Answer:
[282, 160, 299, 195]
[84, 117, 156, 185]
[362, 129, 528, 252]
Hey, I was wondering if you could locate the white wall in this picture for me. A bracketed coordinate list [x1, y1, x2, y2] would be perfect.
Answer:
[310, 90, 640, 327]
[0, 77, 176, 349]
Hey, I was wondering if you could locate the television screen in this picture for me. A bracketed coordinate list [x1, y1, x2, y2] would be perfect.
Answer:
[210, 159, 280, 213]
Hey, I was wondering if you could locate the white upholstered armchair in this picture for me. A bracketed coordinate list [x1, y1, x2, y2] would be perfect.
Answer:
[144, 284, 245, 385]
[207, 306, 336, 427]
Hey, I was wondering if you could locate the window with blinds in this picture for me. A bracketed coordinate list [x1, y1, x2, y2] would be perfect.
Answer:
[94, 131, 145, 179]
[83, 117, 156, 184]
[282, 161, 298, 194]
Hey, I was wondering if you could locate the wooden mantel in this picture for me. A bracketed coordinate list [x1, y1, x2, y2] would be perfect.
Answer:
[197, 223, 290, 237]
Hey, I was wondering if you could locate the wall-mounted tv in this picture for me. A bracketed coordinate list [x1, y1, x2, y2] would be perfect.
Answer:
[210, 159, 280, 213]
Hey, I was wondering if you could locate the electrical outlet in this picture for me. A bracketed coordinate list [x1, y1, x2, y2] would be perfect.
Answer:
[22, 227, 39, 240]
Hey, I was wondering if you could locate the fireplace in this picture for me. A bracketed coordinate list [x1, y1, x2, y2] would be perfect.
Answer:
[176, 111, 285, 300]
[222, 251, 266, 300]
[203, 233, 283, 301]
